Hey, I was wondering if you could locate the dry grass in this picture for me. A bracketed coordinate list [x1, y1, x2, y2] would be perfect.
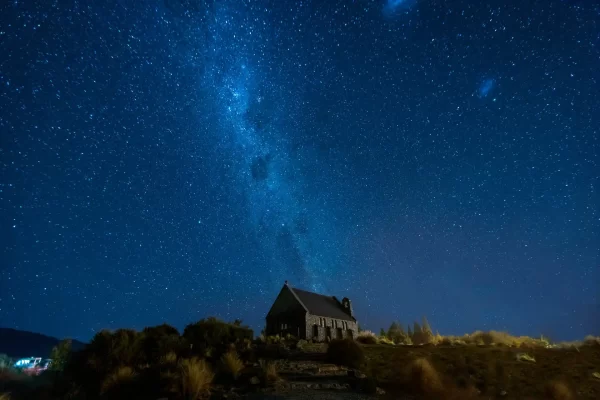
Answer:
[545, 381, 574, 400]
[178, 357, 214, 400]
[259, 359, 279, 384]
[406, 358, 444, 395]
[221, 350, 244, 380]
[363, 343, 600, 399]
[425, 330, 555, 348]
[101, 366, 136, 394]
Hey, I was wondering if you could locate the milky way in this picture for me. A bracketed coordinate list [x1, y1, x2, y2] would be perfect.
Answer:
[195, 3, 343, 293]
[1, 0, 598, 341]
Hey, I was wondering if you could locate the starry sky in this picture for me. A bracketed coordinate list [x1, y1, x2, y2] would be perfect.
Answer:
[1, 0, 598, 342]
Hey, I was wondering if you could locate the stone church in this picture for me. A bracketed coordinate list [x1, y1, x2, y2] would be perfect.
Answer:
[265, 281, 358, 341]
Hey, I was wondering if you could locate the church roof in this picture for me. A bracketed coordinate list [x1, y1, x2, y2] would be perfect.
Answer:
[288, 285, 355, 321]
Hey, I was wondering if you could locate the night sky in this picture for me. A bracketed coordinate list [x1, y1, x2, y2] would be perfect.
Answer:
[1, 0, 598, 342]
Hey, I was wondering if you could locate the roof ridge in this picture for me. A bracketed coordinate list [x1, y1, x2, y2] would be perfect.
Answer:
[286, 284, 309, 313]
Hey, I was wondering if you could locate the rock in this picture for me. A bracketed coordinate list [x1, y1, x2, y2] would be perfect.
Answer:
[249, 376, 260, 385]
[376, 387, 386, 395]
[500, 390, 507, 397]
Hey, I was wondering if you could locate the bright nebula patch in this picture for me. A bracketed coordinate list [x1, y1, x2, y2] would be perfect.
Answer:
[478, 78, 496, 98]
[383, 0, 417, 17]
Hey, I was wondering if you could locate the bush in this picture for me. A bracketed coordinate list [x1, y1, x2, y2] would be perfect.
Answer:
[183, 318, 253, 359]
[326, 339, 365, 369]
[407, 358, 443, 395]
[141, 324, 182, 364]
[86, 329, 144, 375]
[296, 339, 308, 350]
[178, 358, 214, 400]
[221, 351, 244, 380]
[50, 339, 72, 372]
[356, 330, 378, 344]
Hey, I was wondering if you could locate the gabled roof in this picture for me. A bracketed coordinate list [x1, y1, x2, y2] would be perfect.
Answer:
[288, 285, 355, 322]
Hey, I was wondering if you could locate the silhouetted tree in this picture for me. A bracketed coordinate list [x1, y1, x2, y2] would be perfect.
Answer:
[49, 339, 72, 372]
[387, 321, 409, 344]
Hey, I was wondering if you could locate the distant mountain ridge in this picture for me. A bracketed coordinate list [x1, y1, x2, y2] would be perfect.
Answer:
[0, 327, 86, 358]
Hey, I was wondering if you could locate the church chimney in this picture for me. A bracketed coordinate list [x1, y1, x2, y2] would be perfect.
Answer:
[341, 297, 353, 318]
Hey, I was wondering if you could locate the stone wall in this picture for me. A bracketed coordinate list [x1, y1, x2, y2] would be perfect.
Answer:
[305, 314, 358, 342]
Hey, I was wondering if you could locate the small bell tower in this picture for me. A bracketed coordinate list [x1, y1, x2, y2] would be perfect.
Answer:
[341, 297, 353, 318]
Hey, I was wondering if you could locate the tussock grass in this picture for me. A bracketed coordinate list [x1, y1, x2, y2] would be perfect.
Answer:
[221, 351, 244, 380]
[406, 358, 443, 396]
[178, 357, 214, 400]
[259, 359, 279, 384]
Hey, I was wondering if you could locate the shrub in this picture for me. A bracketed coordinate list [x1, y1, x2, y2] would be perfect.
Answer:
[50, 339, 72, 372]
[296, 339, 308, 350]
[101, 366, 136, 394]
[356, 331, 378, 344]
[545, 381, 574, 400]
[327, 339, 365, 369]
[183, 318, 253, 359]
[141, 324, 182, 364]
[221, 351, 244, 380]
[86, 329, 144, 375]
[407, 358, 443, 395]
[178, 357, 214, 400]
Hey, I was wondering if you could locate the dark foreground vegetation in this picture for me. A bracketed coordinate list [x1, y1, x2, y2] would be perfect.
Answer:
[1, 317, 599, 399]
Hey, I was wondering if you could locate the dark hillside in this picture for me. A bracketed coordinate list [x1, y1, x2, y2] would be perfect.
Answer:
[0, 328, 85, 358]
